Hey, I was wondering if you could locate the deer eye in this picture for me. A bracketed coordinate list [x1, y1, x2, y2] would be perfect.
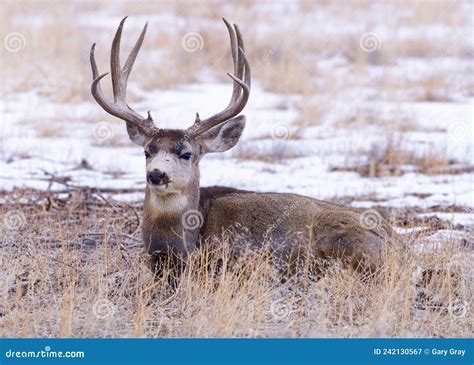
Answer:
[180, 152, 192, 160]
[144, 151, 151, 159]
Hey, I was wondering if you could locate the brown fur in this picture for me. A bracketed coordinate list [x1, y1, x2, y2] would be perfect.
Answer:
[143, 165, 397, 279]
[89, 18, 398, 281]
[198, 187, 395, 272]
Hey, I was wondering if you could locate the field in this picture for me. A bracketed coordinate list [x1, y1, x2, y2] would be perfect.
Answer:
[0, 0, 473, 337]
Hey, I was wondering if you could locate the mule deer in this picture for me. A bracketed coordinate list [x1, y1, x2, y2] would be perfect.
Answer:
[90, 17, 395, 280]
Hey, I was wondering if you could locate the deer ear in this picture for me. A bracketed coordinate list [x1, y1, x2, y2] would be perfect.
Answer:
[198, 115, 246, 153]
[126, 122, 150, 146]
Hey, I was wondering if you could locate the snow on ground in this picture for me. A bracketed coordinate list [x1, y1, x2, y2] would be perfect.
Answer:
[1, 2, 473, 236]
[1, 83, 472, 214]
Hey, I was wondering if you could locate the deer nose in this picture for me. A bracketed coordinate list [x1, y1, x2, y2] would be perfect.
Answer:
[147, 169, 167, 185]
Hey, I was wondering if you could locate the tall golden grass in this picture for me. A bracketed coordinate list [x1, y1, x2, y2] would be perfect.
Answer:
[0, 190, 471, 337]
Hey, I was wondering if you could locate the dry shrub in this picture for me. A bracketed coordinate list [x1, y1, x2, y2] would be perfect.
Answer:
[418, 73, 454, 102]
[294, 96, 327, 129]
[332, 129, 453, 177]
[0, 189, 471, 337]
[362, 132, 450, 177]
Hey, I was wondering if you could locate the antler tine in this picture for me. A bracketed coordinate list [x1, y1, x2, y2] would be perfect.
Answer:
[234, 24, 251, 90]
[90, 44, 113, 113]
[123, 22, 148, 78]
[222, 19, 241, 105]
[90, 17, 158, 136]
[110, 17, 125, 102]
[187, 19, 251, 137]
[230, 47, 250, 101]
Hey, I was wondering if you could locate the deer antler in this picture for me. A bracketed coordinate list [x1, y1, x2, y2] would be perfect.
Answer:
[90, 17, 159, 136]
[186, 18, 251, 137]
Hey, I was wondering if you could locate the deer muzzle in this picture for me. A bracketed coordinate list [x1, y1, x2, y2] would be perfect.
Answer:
[147, 169, 169, 186]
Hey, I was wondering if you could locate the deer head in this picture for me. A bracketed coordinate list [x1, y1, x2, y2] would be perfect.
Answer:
[90, 17, 250, 205]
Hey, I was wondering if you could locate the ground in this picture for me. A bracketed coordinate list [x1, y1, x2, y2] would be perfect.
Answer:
[0, 0, 472, 337]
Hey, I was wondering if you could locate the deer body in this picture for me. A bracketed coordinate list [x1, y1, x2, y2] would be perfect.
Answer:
[90, 17, 394, 280]
[143, 182, 388, 274]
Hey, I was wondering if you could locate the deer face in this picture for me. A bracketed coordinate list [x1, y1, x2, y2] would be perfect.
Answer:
[143, 130, 199, 195]
[140, 116, 246, 195]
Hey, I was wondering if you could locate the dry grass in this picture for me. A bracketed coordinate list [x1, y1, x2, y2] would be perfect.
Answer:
[418, 73, 456, 102]
[33, 123, 65, 139]
[361, 137, 452, 177]
[0, 189, 471, 338]
[294, 97, 327, 129]
[331, 129, 454, 177]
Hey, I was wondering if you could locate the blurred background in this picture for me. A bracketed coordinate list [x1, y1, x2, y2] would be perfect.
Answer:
[1, 0, 473, 217]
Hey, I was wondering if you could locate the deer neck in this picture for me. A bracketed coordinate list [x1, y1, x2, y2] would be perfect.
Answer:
[142, 184, 201, 257]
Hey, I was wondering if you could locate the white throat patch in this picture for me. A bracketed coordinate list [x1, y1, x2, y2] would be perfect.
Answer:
[148, 192, 188, 216]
